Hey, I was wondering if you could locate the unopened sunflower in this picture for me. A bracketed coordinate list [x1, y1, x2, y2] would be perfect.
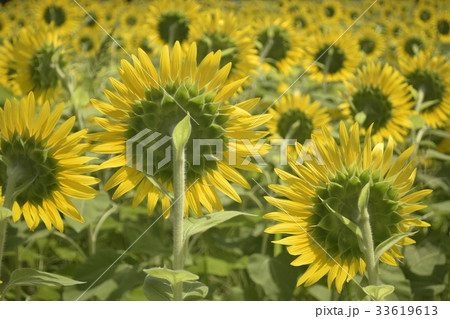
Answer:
[339, 62, 415, 143]
[264, 122, 431, 293]
[89, 42, 271, 217]
[399, 52, 450, 128]
[0, 93, 99, 232]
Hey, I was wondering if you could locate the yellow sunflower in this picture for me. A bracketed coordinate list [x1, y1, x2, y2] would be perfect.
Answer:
[72, 28, 101, 57]
[354, 25, 386, 62]
[399, 52, 450, 128]
[32, 0, 81, 36]
[414, 4, 436, 27]
[434, 12, 450, 43]
[0, 39, 21, 96]
[267, 91, 331, 142]
[396, 26, 432, 60]
[189, 9, 259, 85]
[319, 0, 344, 25]
[89, 42, 271, 217]
[0, 93, 99, 232]
[302, 29, 361, 83]
[253, 17, 304, 76]
[9, 27, 69, 102]
[146, 0, 200, 49]
[264, 122, 431, 293]
[280, 0, 314, 32]
[339, 62, 415, 144]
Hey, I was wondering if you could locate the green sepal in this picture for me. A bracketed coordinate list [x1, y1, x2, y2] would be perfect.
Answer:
[0, 207, 13, 220]
[143, 267, 198, 286]
[172, 114, 192, 151]
[374, 231, 417, 262]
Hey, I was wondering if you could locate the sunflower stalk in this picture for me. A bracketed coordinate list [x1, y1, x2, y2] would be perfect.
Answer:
[0, 165, 21, 279]
[357, 183, 378, 287]
[171, 115, 191, 301]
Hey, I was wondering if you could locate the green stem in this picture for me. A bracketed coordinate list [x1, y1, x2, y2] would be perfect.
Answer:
[259, 37, 274, 62]
[359, 207, 378, 286]
[0, 166, 20, 280]
[172, 140, 186, 301]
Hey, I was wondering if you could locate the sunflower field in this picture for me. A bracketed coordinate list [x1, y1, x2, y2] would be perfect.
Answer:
[0, 0, 449, 302]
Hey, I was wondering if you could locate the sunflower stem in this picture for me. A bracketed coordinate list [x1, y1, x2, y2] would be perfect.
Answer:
[359, 207, 378, 287]
[259, 37, 274, 62]
[0, 166, 20, 280]
[172, 139, 186, 301]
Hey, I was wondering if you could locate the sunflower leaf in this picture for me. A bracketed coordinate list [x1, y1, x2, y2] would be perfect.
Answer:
[409, 114, 426, 129]
[143, 267, 198, 286]
[184, 210, 255, 242]
[142, 275, 173, 301]
[322, 200, 363, 240]
[363, 284, 395, 301]
[0, 207, 13, 220]
[425, 150, 450, 162]
[183, 280, 208, 301]
[2, 269, 84, 296]
[375, 231, 417, 262]
[172, 114, 191, 151]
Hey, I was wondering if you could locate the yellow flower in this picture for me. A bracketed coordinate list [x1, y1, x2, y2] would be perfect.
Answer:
[264, 122, 431, 293]
[302, 29, 361, 83]
[399, 52, 450, 129]
[0, 93, 99, 232]
[32, 0, 82, 36]
[339, 62, 415, 143]
[267, 91, 331, 142]
[90, 42, 271, 217]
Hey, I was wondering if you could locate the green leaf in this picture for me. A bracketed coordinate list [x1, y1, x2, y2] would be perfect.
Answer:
[375, 232, 417, 262]
[409, 114, 426, 129]
[363, 285, 395, 301]
[172, 114, 191, 151]
[143, 267, 198, 286]
[322, 200, 363, 240]
[425, 149, 450, 162]
[427, 129, 450, 139]
[183, 280, 208, 301]
[184, 210, 255, 242]
[357, 183, 371, 215]
[403, 242, 446, 277]
[3, 269, 84, 296]
[142, 276, 173, 301]
[0, 207, 13, 220]
[418, 99, 440, 112]
[188, 255, 247, 277]
[379, 264, 411, 301]
[247, 253, 298, 300]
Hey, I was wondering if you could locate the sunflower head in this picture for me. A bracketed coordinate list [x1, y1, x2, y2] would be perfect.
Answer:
[0, 93, 99, 231]
[399, 52, 450, 128]
[340, 62, 415, 143]
[33, 0, 81, 35]
[264, 122, 431, 292]
[267, 91, 331, 143]
[90, 41, 271, 217]
[9, 27, 69, 102]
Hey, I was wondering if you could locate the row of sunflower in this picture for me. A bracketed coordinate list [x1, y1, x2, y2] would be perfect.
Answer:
[0, 0, 448, 301]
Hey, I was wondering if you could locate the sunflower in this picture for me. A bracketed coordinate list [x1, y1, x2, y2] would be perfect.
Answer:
[0, 11, 10, 43]
[0, 93, 99, 231]
[319, 0, 344, 25]
[267, 91, 331, 143]
[434, 13, 450, 43]
[254, 17, 304, 76]
[302, 29, 361, 83]
[396, 26, 431, 60]
[119, 5, 143, 31]
[0, 39, 21, 96]
[399, 52, 450, 128]
[8, 27, 69, 102]
[339, 62, 415, 144]
[280, 0, 314, 32]
[189, 9, 259, 85]
[32, 0, 81, 36]
[264, 122, 431, 293]
[146, 0, 200, 49]
[72, 28, 101, 57]
[414, 4, 436, 27]
[89, 42, 271, 217]
[354, 26, 386, 62]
